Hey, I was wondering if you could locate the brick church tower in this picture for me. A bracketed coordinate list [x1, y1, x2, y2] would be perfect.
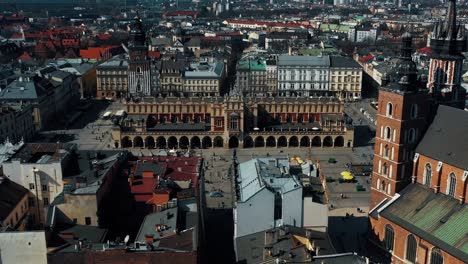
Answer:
[370, 33, 432, 208]
[428, 0, 466, 109]
[128, 16, 152, 97]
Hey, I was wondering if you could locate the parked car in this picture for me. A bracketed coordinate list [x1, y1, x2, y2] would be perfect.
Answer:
[209, 192, 224, 198]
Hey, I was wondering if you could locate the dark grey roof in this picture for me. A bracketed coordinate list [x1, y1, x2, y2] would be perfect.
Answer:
[135, 207, 178, 245]
[161, 60, 187, 71]
[60, 225, 108, 243]
[0, 178, 28, 222]
[184, 37, 200, 47]
[69, 151, 125, 194]
[330, 56, 361, 68]
[278, 55, 330, 67]
[148, 123, 210, 131]
[235, 226, 312, 264]
[379, 184, 468, 261]
[0, 80, 41, 100]
[415, 105, 468, 170]
[135, 163, 165, 177]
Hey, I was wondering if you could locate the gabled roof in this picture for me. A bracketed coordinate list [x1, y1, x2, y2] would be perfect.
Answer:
[415, 105, 468, 170]
[380, 184, 468, 261]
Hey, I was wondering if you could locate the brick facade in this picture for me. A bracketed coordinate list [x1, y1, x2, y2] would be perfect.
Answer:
[370, 88, 431, 208]
[370, 216, 464, 264]
[413, 154, 468, 204]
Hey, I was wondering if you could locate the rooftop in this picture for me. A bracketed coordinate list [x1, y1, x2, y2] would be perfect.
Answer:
[415, 105, 468, 170]
[277, 55, 330, 67]
[330, 56, 361, 68]
[237, 158, 301, 202]
[184, 61, 224, 79]
[97, 56, 128, 69]
[6, 143, 74, 164]
[237, 58, 267, 71]
[0, 80, 40, 100]
[135, 207, 178, 246]
[379, 184, 468, 261]
[0, 178, 28, 223]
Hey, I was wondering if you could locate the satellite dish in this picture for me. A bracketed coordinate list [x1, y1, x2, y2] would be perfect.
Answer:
[124, 235, 130, 244]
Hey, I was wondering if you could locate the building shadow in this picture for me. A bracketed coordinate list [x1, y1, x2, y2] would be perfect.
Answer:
[203, 208, 235, 264]
[353, 125, 375, 147]
[328, 215, 369, 256]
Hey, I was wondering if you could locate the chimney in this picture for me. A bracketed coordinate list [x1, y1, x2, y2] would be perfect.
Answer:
[144, 235, 154, 244]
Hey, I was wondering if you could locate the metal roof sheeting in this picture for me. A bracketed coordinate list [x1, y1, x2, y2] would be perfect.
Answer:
[380, 184, 468, 261]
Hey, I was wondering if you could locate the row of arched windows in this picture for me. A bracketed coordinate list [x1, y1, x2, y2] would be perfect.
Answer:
[384, 225, 444, 264]
[423, 164, 458, 197]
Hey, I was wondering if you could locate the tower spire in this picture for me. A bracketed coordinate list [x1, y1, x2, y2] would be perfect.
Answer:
[443, 0, 457, 40]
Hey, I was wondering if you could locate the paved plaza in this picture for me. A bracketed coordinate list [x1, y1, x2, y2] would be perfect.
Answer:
[40, 100, 376, 254]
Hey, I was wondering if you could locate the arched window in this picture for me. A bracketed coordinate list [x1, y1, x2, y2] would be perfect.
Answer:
[384, 145, 389, 158]
[406, 234, 417, 263]
[136, 67, 141, 74]
[384, 224, 395, 252]
[447, 173, 457, 197]
[230, 116, 238, 130]
[408, 128, 416, 143]
[410, 104, 418, 119]
[385, 127, 391, 140]
[383, 163, 388, 176]
[430, 248, 443, 264]
[381, 181, 386, 192]
[386, 102, 393, 116]
[424, 164, 432, 187]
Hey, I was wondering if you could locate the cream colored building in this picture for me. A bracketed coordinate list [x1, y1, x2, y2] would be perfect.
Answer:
[329, 56, 363, 99]
[96, 56, 129, 100]
[0, 231, 47, 264]
[2, 143, 75, 225]
[160, 59, 225, 97]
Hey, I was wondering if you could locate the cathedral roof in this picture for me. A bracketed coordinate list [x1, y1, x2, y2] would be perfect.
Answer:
[379, 184, 468, 262]
[416, 105, 468, 171]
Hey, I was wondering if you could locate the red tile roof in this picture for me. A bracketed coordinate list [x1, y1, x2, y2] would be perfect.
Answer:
[131, 178, 158, 198]
[359, 54, 374, 63]
[18, 52, 32, 60]
[417, 47, 432, 54]
[96, 33, 112, 40]
[129, 156, 200, 200]
[9, 33, 23, 39]
[79, 46, 118, 59]
[148, 51, 161, 59]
